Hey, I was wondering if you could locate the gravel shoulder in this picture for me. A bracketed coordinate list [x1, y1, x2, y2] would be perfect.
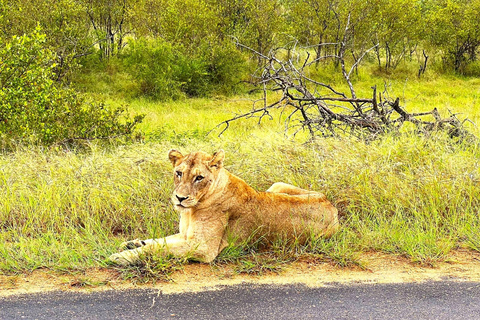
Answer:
[1, 250, 480, 298]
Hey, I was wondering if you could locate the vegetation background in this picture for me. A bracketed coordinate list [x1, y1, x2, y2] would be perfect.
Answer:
[0, 0, 480, 281]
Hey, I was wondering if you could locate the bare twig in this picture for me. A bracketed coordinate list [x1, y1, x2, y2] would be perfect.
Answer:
[212, 40, 474, 141]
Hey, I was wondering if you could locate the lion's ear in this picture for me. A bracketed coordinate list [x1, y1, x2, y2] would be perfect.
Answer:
[209, 150, 225, 168]
[168, 149, 184, 167]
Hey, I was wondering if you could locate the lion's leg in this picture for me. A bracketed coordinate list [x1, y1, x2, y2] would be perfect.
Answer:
[109, 236, 215, 266]
[109, 217, 227, 265]
[119, 210, 192, 250]
[119, 233, 184, 250]
[109, 234, 186, 265]
[266, 182, 316, 195]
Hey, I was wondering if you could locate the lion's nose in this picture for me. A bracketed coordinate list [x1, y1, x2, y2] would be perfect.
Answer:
[176, 195, 189, 203]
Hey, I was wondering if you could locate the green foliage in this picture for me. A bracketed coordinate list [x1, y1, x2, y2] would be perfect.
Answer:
[423, 0, 480, 73]
[121, 39, 185, 100]
[199, 40, 250, 95]
[77, 0, 132, 59]
[120, 37, 248, 100]
[4, 0, 480, 91]
[285, 0, 480, 74]
[218, 0, 287, 56]
[132, 0, 219, 51]
[0, 0, 93, 80]
[372, 0, 423, 70]
[0, 29, 144, 149]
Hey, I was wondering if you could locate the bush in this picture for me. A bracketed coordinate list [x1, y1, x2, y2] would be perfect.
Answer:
[202, 40, 250, 95]
[463, 60, 480, 77]
[122, 39, 184, 100]
[0, 28, 144, 150]
[121, 38, 248, 100]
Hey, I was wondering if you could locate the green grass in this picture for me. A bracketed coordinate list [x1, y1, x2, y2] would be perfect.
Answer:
[1, 70, 480, 280]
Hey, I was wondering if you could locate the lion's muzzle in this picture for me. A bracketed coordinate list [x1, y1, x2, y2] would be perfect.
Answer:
[172, 193, 197, 208]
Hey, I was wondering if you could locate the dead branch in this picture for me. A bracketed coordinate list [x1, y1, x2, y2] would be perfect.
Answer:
[213, 40, 474, 141]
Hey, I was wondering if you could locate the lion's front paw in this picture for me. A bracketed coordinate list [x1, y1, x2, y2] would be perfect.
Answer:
[120, 239, 146, 250]
[109, 251, 140, 266]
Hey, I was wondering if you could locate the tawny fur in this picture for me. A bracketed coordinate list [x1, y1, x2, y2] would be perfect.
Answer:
[109, 150, 339, 265]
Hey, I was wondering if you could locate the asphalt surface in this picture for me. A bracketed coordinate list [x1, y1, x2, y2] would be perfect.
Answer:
[1, 281, 480, 320]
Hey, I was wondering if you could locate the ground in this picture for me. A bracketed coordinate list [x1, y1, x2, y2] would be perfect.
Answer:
[1, 250, 480, 297]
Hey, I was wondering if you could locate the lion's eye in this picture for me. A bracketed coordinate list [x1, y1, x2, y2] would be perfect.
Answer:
[195, 175, 204, 182]
[175, 171, 183, 178]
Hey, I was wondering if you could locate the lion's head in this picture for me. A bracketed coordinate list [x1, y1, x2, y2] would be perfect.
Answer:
[168, 149, 225, 209]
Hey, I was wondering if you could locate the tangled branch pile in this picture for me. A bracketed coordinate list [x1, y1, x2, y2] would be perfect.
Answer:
[215, 26, 473, 141]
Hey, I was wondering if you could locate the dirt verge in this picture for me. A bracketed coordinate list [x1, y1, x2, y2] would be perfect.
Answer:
[1, 250, 480, 297]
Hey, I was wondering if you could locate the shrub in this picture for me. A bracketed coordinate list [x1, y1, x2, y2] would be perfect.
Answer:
[202, 40, 250, 95]
[463, 60, 480, 77]
[0, 28, 144, 150]
[121, 37, 248, 100]
[121, 38, 186, 100]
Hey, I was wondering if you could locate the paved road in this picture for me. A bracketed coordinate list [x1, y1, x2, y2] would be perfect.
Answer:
[1, 281, 480, 319]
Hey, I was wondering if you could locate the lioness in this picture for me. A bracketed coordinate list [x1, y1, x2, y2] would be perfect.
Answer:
[109, 150, 338, 265]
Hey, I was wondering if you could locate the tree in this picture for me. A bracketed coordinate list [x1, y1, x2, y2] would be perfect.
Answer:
[0, 0, 93, 79]
[372, 0, 422, 70]
[217, 0, 286, 59]
[79, 0, 132, 59]
[286, 0, 378, 69]
[424, 0, 480, 72]
[286, 0, 339, 62]
[132, 0, 219, 52]
[0, 29, 143, 149]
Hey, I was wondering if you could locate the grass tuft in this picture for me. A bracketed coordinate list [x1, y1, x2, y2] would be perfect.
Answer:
[115, 252, 188, 284]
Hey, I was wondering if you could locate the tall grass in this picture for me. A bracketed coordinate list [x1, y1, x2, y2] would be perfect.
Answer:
[1, 72, 480, 276]
[0, 144, 178, 272]
[1, 133, 479, 273]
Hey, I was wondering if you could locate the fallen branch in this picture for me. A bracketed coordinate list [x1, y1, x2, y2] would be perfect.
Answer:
[213, 39, 474, 141]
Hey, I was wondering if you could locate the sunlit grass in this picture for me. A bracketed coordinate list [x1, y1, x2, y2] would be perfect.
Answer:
[1, 71, 480, 278]
[308, 62, 480, 135]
